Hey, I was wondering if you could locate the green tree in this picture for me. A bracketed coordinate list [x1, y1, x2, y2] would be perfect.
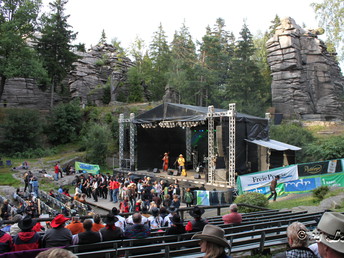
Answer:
[168, 22, 197, 104]
[46, 100, 83, 145]
[226, 22, 269, 116]
[82, 123, 111, 166]
[149, 23, 171, 100]
[35, 0, 78, 107]
[312, 0, 344, 59]
[99, 29, 107, 44]
[0, 0, 48, 101]
[1, 109, 43, 155]
[305, 136, 344, 161]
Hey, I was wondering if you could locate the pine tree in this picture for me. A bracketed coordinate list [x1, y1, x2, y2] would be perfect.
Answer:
[99, 29, 107, 45]
[0, 0, 48, 101]
[149, 23, 171, 100]
[35, 0, 78, 107]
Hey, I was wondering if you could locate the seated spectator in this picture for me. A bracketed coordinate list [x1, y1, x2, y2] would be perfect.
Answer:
[1, 200, 11, 220]
[73, 219, 102, 245]
[163, 206, 178, 227]
[65, 216, 84, 235]
[160, 206, 168, 220]
[192, 224, 231, 258]
[311, 212, 344, 258]
[185, 206, 208, 232]
[165, 214, 186, 235]
[99, 213, 122, 241]
[36, 247, 77, 258]
[13, 216, 41, 251]
[222, 204, 242, 224]
[126, 207, 149, 225]
[9, 214, 23, 236]
[91, 214, 105, 232]
[147, 207, 163, 229]
[42, 214, 72, 247]
[111, 207, 126, 231]
[124, 213, 150, 239]
[25, 200, 39, 218]
[274, 222, 316, 258]
[0, 218, 13, 253]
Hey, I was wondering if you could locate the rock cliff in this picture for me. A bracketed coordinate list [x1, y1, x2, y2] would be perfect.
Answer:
[266, 17, 344, 120]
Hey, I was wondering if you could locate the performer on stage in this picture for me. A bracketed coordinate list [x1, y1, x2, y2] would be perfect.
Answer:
[177, 154, 186, 176]
[162, 152, 169, 172]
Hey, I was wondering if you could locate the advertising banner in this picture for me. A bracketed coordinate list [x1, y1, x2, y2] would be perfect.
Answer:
[298, 159, 343, 176]
[239, 165, 299, 191]
[196, 190, 210, 206]
[75, 162, 100, 175]
[284, 177, 322, 193]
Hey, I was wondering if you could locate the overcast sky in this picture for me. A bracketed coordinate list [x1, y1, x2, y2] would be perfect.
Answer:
[41, 0, 323, 49]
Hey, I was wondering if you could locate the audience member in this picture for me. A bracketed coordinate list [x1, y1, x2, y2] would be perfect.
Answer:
[42, 214, 72, 248]
[36, 247, 77, 258]
[165, 214, 186, 235]
[147, 207, 163, 229]
[91, 214, 105, 232]
[0, 219, 13, 253]
[73, 219, 102, 245]
[13, 216, 41, 251]
[222, 204, 242, 224]
[111, 207, 126, 231]
[99, 213, 122, 241]
[185, 206, 208, 232]
[274, 222, 316, 258]
[192, 224, 231, 258]
[9, 214, 23, 236]
[163, 206, 178, 227]
[0, 200, 11, 220]
[124, 213, 150, 239]
[184, 188, 194, 207]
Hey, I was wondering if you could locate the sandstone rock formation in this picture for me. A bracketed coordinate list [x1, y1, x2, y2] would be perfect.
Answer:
[266, 17, 344, 121]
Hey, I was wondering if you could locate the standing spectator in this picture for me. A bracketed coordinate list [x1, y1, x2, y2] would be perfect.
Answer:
[124, 213, 150, 239]
[165, 214, 186, 235]
[23, 171, 32, 192]
[42, 214, 72, 248]
[25, 200, 39, 218]
[99, 214, 122, 241]
[192, 224, 231, 258]
[163, 194, 172, 208]
[54, 162, 60, 181]
[73, 219, 102, 245]
[13, 216, 41, 251]
[119, 196, 130, 213]
[0, 200, 11, 220]
[65, 216, 84, 235]
[171, 195, 181, 209]
[185, 206, 208, 232]
[274, 222, 316, 258]
[267, 175, 280, 201]
[0, 219, 13, 254]
[91, 178, 98, 202]
[152, 191, 162, 208]
[184, 188, 194, 207]
[91, 214, 105, 232]
[30, 177, 39, 197]
[222, 204, 242, 224]
[112, 179, 120, 203]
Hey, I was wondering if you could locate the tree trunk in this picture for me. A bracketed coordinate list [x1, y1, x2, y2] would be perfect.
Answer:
[0, 75, 6, 102]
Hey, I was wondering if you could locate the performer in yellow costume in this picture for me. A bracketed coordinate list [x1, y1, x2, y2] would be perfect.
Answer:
[177, 154, 187, 176]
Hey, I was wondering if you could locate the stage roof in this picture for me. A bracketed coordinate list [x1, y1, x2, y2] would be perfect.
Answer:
[133, 102, 266, 124]
[245, 139, 301, 151]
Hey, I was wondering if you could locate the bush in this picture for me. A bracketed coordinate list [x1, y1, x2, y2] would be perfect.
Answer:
[312, 186, 330, 202]
[0, 108, 43, 155]
[235, 192, 269, 213]
[305, 136, 344, 162]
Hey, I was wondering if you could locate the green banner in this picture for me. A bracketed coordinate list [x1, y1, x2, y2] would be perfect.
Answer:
[75, 161, 100, 175]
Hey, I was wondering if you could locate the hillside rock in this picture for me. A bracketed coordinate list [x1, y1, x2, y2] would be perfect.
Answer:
[266, 17, 344, 121]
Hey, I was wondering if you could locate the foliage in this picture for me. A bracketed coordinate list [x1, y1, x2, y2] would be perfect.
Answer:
[269, 122, 315, 162]
[0, 0, 47, 100]
[46, 100, 83, 145]
[35, 0, 79, 97]
[235, 192, 269, 213]
[82, 123, 112, 166]
[102, 84, 111, 104]
[312, 186, 330, 201]
[0, 109, 43, 155]
[304, 135, 344, 161]
[268, 195, 317, 210]
[312, 0, 344, 60]
[11, 147, 58, 159]
[0, 172, 20, 188]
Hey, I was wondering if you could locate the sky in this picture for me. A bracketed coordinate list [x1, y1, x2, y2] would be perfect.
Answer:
[41, 0, 324, 50]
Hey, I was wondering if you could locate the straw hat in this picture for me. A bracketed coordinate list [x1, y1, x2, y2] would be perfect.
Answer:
[179, 154, 183, 157]
[192, 224, 230, 249]
[309, 212, 344, 254]
[50, 214, 70, 228]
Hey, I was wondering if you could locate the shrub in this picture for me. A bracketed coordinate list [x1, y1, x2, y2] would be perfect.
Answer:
[305, 136, 344, 162]
[235, 192, 269, 213]
[312, 186, 330, 202]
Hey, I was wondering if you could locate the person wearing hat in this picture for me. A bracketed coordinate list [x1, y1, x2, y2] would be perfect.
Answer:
[42, 214, 72, 248]
[192, 224, 231, 258]
[0, 218, 13, 254]
[111, 207, 126, 231]
[177, 154, 186, 176]
[313, 212, 344, 258]
[73, 219, 102, 245]
[165, 214, 186, 235]
[65, 216, 84, 235]
[163, 205, 178, 227]
[99, 213, 122, 241]
[162, 152, 169, 172]
[13, 216, 41, 251]
[185, 206, 208, 232]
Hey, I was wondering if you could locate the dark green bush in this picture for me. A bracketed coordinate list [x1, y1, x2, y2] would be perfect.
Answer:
[235, 192, 269, 213]
[312, 185, 330, 202]
[305, 136, 344, 162]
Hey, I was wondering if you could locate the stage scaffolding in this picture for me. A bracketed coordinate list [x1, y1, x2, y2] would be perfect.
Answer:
[118, 103, 236, 188]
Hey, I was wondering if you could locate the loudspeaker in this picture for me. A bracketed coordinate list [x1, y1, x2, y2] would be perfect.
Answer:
[194, 174, 201, 179]
[173, 170, 179, 176]
[167, 170, 173, 175]
[153, 168, 160, 173]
